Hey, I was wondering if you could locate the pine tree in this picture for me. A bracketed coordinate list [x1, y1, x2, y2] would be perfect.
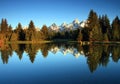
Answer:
[112, 16, 120, 41]
[7, 25, 13, 41]
[82, 28, 90, 41]
[99, 15, 111, 41]
[87, 10, 102, 41]
[0, 19, 10, 42]
[8, 25, 12, 32]
[16, 23, 22, 32]
[41, 25, 49, 40]
[26, 20, 36, 41]
[0, 18, 8, 33]
[77, 30, 83, 41]
[16, 23, 25, 40]
[28, 20, 35, 31]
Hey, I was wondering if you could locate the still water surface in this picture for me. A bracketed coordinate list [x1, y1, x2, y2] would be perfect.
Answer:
[0, 43, 120, 84]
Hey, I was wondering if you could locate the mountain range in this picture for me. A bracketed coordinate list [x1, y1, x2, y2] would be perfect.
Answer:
[49, 19, 88, 32]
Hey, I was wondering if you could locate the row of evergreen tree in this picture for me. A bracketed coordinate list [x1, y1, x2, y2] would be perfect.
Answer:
[0, 10, 120, 42]
[78, 10, 120, 41]
[0, 18, 79, 42]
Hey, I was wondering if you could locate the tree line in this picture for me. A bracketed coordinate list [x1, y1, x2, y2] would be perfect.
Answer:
[0, 10, 120, 42]
[77, 10, 120, 42]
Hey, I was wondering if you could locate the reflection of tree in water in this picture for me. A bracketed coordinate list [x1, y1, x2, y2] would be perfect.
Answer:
[111, 45, 120, 62]
[87, 45, 103, 73]
[14, 44, 25, 60]
[25, 44, 39, 63]
[0, 43, 120, 73]
[82, 45, 89, 56]
[1, 50, 9, 64]
[99, 45, 110, 67]
[0, 44, 13, 64]
[40, 44, 50, 58]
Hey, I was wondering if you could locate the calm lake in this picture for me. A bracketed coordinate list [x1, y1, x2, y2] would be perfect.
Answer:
[0, 43, 120, 84]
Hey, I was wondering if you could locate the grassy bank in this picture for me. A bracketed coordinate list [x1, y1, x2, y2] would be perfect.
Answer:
[6, 41, 52, 44]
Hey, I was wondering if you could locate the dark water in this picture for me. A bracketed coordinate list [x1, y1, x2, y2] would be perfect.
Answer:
[0, 43, 120, 84]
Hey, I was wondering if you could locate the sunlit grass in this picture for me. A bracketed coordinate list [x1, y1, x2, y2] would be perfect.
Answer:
[6, 41, 52, 44]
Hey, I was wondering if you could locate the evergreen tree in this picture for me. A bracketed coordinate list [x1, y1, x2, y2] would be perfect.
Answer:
[26, 20, 36, 41]
[16, 23, 25, 40]
[82, 28, 90, 41]
[112, 16, 120, 41]
[0, 18, 8, 32]
[77, 30, 83, 41]
[28, 20, 35, 31]
[41, 25, 49, 40]
[99, 15, 111, 41]
[87, 10, 102, 41]
[72, 29, 80, 40]
[7, 25, 13, 41]
[0, 19, 12, 42]
[8, 25, 12, 32]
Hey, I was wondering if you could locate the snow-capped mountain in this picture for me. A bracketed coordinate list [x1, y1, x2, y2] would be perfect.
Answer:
[80, 20, 88, 28]
[60, 18, 81, 31]
[73, 18, 80, 28]
[49, 19, 88, 32]
[49, 23, 59, 32]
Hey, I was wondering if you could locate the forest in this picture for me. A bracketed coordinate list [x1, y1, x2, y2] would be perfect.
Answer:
[0, 10, 120, 43]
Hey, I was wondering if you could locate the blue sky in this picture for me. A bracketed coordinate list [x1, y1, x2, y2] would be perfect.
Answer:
[0, 0, 120, 28]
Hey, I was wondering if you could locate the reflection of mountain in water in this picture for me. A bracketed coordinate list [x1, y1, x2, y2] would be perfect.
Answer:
[50, 46, 82, 58]
[0, 43, 120, 73]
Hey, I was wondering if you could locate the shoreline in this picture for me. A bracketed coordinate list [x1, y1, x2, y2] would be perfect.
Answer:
[4, 41, 120, 44]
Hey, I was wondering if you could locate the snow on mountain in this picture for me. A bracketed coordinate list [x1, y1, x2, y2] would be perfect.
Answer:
[49, 23, 59, 32]
[59, 18, 81, 31]
[61, 22, 67, 28]
[73, 18, 80, 28]
[80, 20, 88, 28]
[73, 18, 80, 24]
[49, 19, 88, 32]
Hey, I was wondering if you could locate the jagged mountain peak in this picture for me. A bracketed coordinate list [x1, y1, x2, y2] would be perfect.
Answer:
[51, 23, 57, 26]
[49, 19, 88, 32]
[61, 22, 67, 27]
[73, 18, 80, 24]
